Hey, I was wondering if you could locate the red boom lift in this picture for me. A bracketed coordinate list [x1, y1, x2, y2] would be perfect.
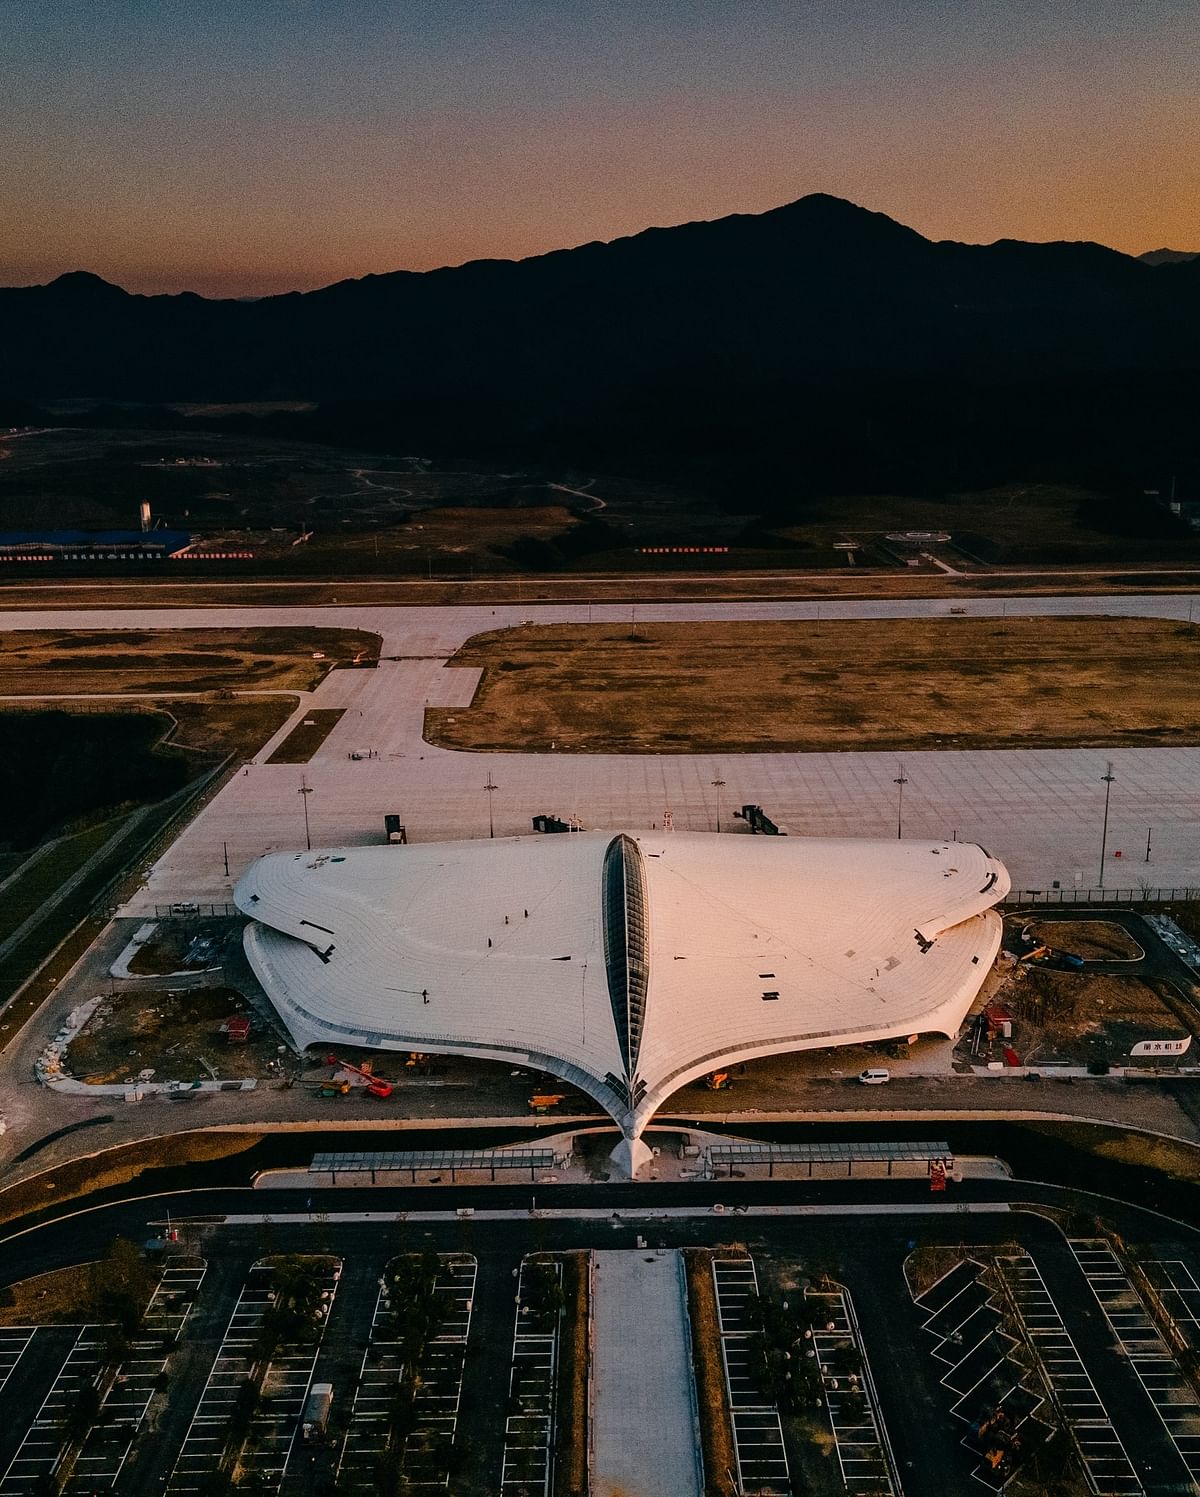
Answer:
[324, 1054, 393, 1099]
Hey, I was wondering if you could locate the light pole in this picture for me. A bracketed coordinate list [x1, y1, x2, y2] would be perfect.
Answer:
[893, 762, 908, 840]
[711, 777, 726, 833]
[484, 770, 498, 839]
[298, 775, 314, 851]
[1098, 762, 1115, 887]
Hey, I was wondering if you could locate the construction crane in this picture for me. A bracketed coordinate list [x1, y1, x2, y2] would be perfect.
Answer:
[325, 1054, 393, 1099]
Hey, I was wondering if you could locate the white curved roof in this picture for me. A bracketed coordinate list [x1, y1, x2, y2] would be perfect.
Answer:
[235, 831, 1008, 1152]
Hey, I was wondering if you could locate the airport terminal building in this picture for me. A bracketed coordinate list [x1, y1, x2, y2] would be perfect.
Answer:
[235, 831, 1010, 1174]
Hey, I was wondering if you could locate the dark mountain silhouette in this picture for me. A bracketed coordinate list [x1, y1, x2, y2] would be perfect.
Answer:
[1139, 248, 1199, 266]
[4, 195, 1199, 494]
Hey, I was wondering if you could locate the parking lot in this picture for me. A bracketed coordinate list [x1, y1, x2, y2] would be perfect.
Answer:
[338, 1252, 475, 1492]
[914, 1258, 1050, 1490]
[2, 1204, 1200, 1496]
[806, 1285, 896, 1494]
[0, 1326, 105, 1494]
[1142, 1258, 1200, 1340]
[1071, 1239, 1200, 1484]
[711, 1257, 791, 1497]
[499, 1259, 561, 1497]
[998, 1250, 1143, 1494]
[168, 1256, 341, 1494]
[66, 1259, 206, 1495]
[0, 1332, 34, 1397]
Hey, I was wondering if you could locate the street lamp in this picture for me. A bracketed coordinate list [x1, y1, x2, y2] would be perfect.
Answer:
[893, 762, 908, 840]
[1098, 762, 1115, 887]
[711, 777, 726, 833]
[484, 770, 499, 839]
[298, 775, 314, 851]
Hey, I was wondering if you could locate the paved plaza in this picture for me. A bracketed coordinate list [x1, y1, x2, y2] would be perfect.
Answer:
[591, 1249, 703, 1497]
[2, 593, 1198, 909]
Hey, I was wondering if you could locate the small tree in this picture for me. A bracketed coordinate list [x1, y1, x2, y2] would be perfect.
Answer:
[87, 1239, 156, 1335]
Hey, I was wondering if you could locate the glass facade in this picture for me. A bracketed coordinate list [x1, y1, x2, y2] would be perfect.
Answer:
[602, 833, 650, 1087]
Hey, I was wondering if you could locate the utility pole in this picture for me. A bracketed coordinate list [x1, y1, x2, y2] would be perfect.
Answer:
[711, 778, 726, 833]
[484, 770, 498, 839]
[1098, 762, 1115, 887]
[1145, 826, 1152, 864]
[298, 775, 314, 851]
[893, 762, 908, 840]
[223, 841, 230, 878]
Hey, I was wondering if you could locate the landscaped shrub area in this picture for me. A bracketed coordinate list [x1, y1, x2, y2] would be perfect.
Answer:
[374, 1251, 446, 1494]
[257, 1253, 337, 1358]
[554, 1251, 589, 1497]
[683, 1248, 737, 1497]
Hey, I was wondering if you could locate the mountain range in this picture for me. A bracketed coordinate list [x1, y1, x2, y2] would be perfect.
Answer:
[3, 195, 1198, 493]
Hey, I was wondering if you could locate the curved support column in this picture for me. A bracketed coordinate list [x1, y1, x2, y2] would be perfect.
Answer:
[609, 1133, 654, 1179]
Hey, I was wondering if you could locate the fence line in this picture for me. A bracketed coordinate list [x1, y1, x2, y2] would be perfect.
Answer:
[1003, 887, 1198, 907]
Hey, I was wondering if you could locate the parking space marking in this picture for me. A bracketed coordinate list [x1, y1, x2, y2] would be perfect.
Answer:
[0, 1331, 36, 1397]
[711, 1258, 790, 1497]
[1000, 1253, 1143, 1496]
[0, 1327, 106, 1495]
[1143, 1260, 1200, 1339]
[1071, 1239, 1200, 1483]
[806, 1287, 898, 1495]
[64, 1260, 207, 1495]
[500, 1259, 562, 1497]
[338, 1253, 476, 1493]
[167, 1257, 340, 1495]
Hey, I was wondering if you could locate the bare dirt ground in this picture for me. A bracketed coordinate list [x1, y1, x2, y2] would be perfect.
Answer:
[0, 626, 379, 695]
[427, 616, 1200, 754]
[977, 969, 1189, 1068]
[65, 986, 284, 1084]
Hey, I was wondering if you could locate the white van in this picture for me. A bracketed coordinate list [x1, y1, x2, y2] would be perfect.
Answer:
[858, 1068, 891, 1085]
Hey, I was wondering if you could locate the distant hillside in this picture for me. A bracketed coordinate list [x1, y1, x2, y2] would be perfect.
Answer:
[1139, 248, 1199, 266]
[4, 195, 1199, 494]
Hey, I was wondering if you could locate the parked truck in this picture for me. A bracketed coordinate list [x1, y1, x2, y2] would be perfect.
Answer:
[302, 1382, 333, 1442]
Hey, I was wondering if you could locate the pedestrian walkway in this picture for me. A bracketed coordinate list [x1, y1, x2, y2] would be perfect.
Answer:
[591, 1250, 702, 1497]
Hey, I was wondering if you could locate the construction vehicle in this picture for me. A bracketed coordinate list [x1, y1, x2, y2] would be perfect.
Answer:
[528, 1093, 564, 1114]
[704, 1070, 732, 1091]
[324, 1054, 393, 1099]
[1020, 943, 1084, 972]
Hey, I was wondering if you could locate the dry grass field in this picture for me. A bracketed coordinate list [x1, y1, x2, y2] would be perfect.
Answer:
[426, 616, 1200, 754]
[267, 707, 346, 763]
[1023, 920, 1144, 960]
[0, 626, 380, 695]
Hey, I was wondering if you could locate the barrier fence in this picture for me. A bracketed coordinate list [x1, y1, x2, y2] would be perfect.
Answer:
[153, 902, 238, 918]
[1004, 887, 1198, 907]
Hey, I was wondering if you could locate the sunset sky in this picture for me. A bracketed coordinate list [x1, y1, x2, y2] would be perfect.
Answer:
[3, 0, 1197, 298]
